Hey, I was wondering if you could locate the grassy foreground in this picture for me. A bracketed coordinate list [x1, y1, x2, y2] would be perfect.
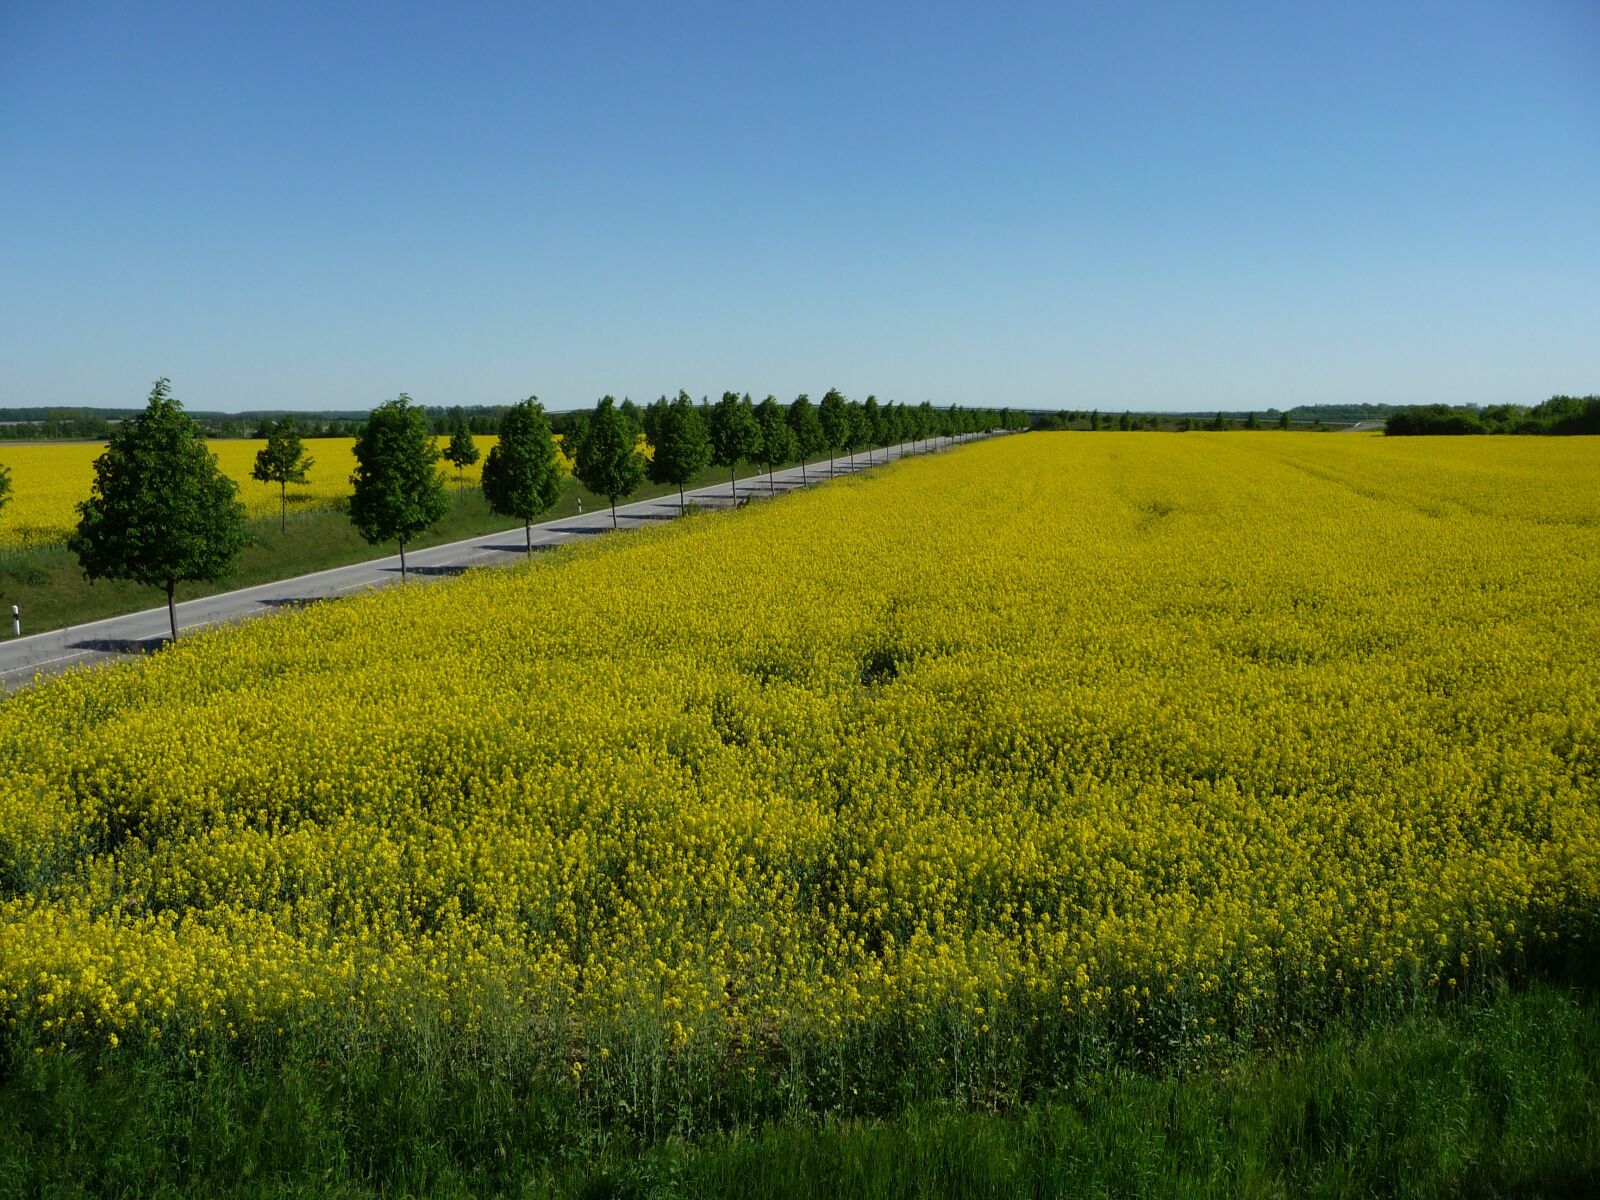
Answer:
[2, 982, 1595, 1198]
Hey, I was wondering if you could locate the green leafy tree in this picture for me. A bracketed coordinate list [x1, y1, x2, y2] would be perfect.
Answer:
[1090, 408, 1102, 432]
[69, 378, 246, 642]
[349, 393, 449, 581]
[890, 401, 913, 448]
[564, 411, 589, 453]
[574, 396, 645, 528]
[1246, 411, 1261, 430]
[647, 391, 713, 513]
[786, 393, 826, 483]
[845, 401, 869, 467]
[481, 397, 563, 553]
[641, 396, 670, 448]
[618, 397, 643, 435]
[754, 395, 797, 495]
[251, 417, 315, 530]
[817, 388, 850, 474]
[708, 391, 762, 502]
[1279, 410, 1292, 430]
[880, 401, 902, 451]
[862, 395, 883, 462]
[442, 422, 480, 489]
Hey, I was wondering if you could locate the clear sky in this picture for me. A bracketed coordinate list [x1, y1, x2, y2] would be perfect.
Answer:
[2, 1, 1596, 413]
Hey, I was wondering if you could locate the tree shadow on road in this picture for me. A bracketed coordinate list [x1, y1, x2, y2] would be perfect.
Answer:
[381, 564, 470, 577]
[479, 543, 560, 556]
[70, 636, 169, 655]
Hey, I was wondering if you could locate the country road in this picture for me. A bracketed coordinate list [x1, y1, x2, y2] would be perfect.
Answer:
[0, 435, 988, 691]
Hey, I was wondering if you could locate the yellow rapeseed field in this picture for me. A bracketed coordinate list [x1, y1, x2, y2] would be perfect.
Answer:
[1, 433, 1596, 1088]
[0, 434, 557, 548]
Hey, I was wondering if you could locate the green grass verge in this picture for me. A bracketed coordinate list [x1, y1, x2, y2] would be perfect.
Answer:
[2, 982, 1594, 1198]
[0, 453, 860, 638]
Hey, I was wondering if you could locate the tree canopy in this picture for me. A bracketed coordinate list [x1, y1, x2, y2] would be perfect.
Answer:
[845, 401, 869, 465]
[708, 391, 762, 501]
[69, 378, 247, 641]
[349, 393, 449, 579]
[881, 400, 904, 450]
[786, 393, 826, 483]
[481, 398, 563, 553]
[646, 391, 712, 512]
[754, 395, 797, 493]
[817, 389, 850, 471]
[574, 396, 645, 528]
[640, 396, 669, 448]
[442, 422, 480, 488]
[862, 395, 884, 460]
[618, 398, 643, 436]
[1385, 396, 1600, 436]
[251, 416, 315, 530]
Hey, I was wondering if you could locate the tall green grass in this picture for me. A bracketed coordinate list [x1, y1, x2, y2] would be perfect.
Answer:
[3, 982, 1595, 1198]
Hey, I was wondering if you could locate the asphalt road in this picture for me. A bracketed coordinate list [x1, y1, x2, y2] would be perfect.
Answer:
[0, 435, 986, 691]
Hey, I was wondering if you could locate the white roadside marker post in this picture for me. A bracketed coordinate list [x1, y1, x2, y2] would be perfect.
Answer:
[9, 605, 18, 637]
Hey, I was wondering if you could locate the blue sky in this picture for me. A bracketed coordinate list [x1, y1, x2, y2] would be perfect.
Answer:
[1, 1, 1596, 413]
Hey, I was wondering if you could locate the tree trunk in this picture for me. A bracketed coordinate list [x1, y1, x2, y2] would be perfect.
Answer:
[610, 498, 618, 529]
[730, 464, 737, 502]
[166, 579, 177, 643]
[280, 483, 287, 531]
[399, 540, 408, 581]
[525, 520, 532, 555]
[800, 459, 807, 484]
[768, 462, 775, 495]
[828, 450, 835, 474]
[679, 484, 686, 515]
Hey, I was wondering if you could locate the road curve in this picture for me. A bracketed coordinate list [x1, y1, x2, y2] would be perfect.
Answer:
[0, 435, 990, 691]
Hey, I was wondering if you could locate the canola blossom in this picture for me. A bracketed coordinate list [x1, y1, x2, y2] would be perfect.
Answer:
[0, 433, 1596, 1089]
[0, 435, 551, 548]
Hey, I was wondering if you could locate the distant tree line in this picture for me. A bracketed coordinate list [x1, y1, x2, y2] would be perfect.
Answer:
[1029, 409, 1307, 432]
[0, 408, 372, 440]
[245, 416, 367, 438]
[1288, 403, 1398, 423]
[420, 406, 512, 436]
[0, 409, 118, 439]
[1385, 396, 1600, 436]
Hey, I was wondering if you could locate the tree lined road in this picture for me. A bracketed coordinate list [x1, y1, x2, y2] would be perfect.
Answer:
[0, 435, 985, 690]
